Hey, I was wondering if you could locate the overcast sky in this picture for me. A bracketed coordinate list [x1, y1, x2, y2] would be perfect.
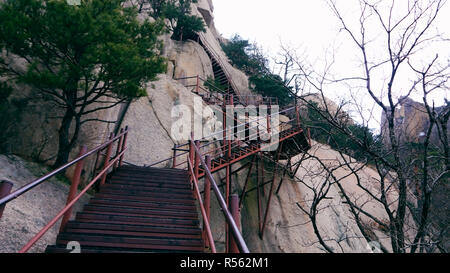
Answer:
[212, 0, 450, 131]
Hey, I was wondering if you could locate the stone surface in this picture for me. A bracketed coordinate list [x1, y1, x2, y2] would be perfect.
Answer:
[236, 141, 414, 253]
[380, 97, 450, 145]
[0, 155, 90, 253]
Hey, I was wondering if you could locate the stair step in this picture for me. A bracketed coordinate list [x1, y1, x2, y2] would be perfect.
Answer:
[65, 221, 201, 236]
[103, 183, 192, 194]
[107, 179, 191, 189]
[94, 193, 195, 205]
[83, 204, 198, 218]
[89, 198, 196, 211]
[46, 244, 202, 253]
[63, 227, 202, 240]
[111, 172, 189, 180]
[100, 187, 193, 197]
[90, 196, 196, 209]
[119, 166, 188, 174]
[55, 233, 203, 252]
[75, 212, 199, 226]
[82, 207, 198, 220]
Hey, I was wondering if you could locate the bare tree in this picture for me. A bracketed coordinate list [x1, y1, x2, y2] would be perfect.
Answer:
[278, 0, 449, 253]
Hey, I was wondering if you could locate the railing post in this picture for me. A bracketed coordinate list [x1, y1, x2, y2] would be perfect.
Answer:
[222, 96, 227, 154]
[194, 140, 200, 181]
[228, 194, 241, 253]
[59, 145, 87, 232]
[114, 128, 124, 170]
[196, 75, 200, 94]
[0, 180, 14, 219]
[100, 133, 114, 188]
[203, 155, 212, 249]
[172, 144, 177, 168]
[119, 126, 129, 167]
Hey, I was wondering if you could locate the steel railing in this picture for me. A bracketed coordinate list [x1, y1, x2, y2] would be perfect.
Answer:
[188, 135, 250, 253]
[165, 105, 303, 169]
[0, 127, 130, 253]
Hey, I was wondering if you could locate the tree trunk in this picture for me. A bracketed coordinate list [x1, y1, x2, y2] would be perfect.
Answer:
[53, 108, 75, 168]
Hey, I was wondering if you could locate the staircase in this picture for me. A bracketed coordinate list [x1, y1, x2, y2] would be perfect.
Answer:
[198, 125, 310, 176]
[45, 166, 204, 253]
[12, 33, 312, 254]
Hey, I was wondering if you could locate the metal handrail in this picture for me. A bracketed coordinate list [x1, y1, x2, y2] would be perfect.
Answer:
[0, 128, 129, 207]
[147, 105, 300, 169]
[187, 157, 217, 253]
[0, 127, 130, 253]
[19, 148, 128, 253]
[189, 136, 250, 253]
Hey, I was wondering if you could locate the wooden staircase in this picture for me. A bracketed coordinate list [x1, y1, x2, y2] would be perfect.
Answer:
[45, 166, 204, 253]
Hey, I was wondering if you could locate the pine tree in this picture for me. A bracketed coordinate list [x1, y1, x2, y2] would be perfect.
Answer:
[0, 0, 167, 167]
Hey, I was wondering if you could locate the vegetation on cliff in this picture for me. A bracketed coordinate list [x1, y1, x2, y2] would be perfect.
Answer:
[0, 0, 167, 167]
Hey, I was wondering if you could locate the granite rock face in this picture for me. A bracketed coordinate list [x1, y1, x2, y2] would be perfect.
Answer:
[0, 155, 90, 253]
[380, 97, 450, 146]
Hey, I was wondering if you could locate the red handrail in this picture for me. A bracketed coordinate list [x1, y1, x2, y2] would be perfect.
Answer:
[0, 128, 129, 207]
[0, 127, 130, 253]
[188, 136, 250, 253]
[19, 148, 127, 253]
[187, 157, 216, 253]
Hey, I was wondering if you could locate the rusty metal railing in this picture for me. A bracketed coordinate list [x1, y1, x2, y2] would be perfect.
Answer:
[175, 75, 279, 107]
[188, 135, 249, 253]
[152, 104, 304, 171]
[0, 127, 130, 253]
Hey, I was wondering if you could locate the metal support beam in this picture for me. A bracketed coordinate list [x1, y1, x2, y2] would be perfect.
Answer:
[256, 153, 262, 238]
[203, 155, 212, 250]
[260, 141, 283, 238]
[228, 194, 241, 253]
[239, 156, 256, 208]
[100, 133, 114, 188]
[0, 180, 13, 219]
[276, 158, 291, 194]
[60, 146, 87, 232]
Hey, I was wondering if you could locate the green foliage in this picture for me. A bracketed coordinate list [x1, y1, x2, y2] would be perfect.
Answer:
[221, 35, 294, 105]
[147, 0, 166, 17]
[0, 82, 23, 153]
[303, 102, 381, 162]
[221, 35, 268, 76]
[249, 74, 293, 106]
[146, 0, 205, 41]
[204, 76, 227, 93]
[0, 0, 166, 100]
[0, 0, 167, 166]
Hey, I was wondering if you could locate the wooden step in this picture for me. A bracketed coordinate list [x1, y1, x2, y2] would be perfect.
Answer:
[65, 221, 201, 236]
[75, 212, 199, 227]
[94, 193, 196, 205]
[103, 183, 192, 194]
[55, 233, 204, 252]
[89, 198, 196, 211]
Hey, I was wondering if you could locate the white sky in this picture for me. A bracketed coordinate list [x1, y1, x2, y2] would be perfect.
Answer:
[212, 0, 450, 131]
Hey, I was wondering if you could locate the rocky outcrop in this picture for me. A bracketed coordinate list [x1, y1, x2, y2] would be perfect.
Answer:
[237, 141, 410, 253]
[0, 155, 90, 253]
[380, 97, 450, 146]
